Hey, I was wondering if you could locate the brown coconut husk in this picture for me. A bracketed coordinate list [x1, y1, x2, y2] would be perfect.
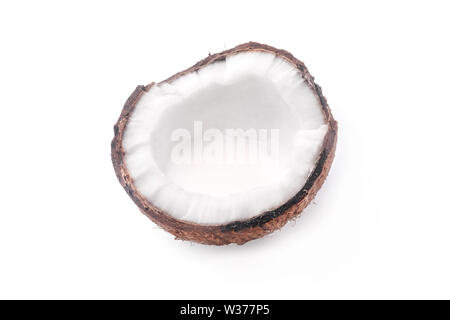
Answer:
[111, 42, 338, 245]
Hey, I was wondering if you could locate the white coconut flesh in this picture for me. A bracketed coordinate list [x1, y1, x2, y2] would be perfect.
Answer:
[123, 51, 327, 225]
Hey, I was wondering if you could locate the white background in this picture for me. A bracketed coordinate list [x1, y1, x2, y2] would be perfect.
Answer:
[1, 0, 449, 299]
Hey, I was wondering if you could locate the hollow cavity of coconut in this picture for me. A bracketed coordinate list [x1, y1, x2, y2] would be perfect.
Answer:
[111, 42, 337, 245]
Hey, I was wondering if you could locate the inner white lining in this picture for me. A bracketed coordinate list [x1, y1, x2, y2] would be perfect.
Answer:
[123, 51, 327, 225]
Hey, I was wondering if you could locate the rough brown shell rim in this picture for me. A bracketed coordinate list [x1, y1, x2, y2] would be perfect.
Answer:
[111, 42, 338, 245]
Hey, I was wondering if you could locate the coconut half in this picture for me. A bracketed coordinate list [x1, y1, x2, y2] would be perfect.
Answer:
[111, 42, 337, 245]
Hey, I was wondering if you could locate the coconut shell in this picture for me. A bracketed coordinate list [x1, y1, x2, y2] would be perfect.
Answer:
[111, 42, 338, 245]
